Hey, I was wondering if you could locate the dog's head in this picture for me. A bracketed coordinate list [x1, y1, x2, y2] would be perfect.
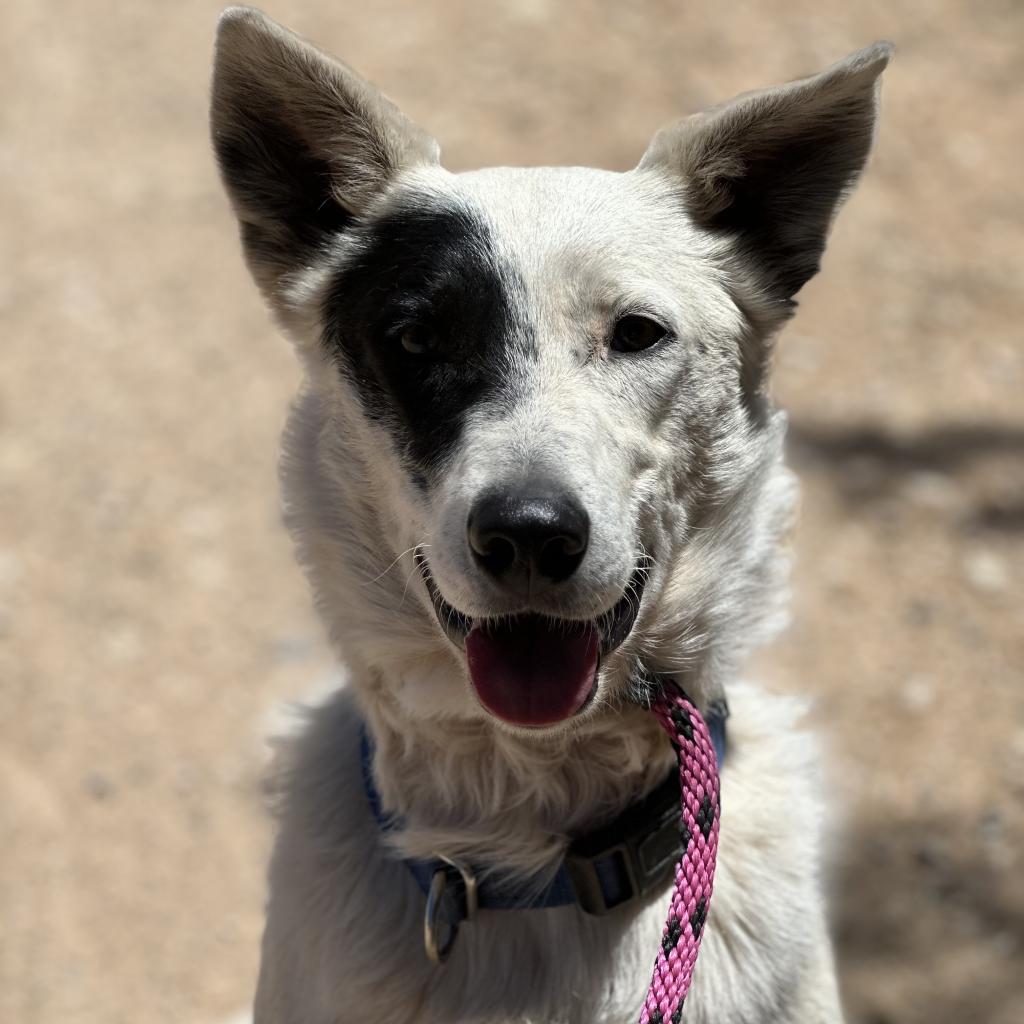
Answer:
[211, 8, 889, 731]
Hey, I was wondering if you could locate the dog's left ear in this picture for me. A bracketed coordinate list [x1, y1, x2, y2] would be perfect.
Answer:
[639, 43, 892, 303]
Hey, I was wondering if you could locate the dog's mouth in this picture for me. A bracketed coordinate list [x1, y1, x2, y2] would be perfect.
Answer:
[417, 555, 651, 728]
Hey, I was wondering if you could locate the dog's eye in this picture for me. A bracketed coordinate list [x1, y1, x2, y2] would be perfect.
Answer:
[611, 314, 668, 353]
[611, 315, 668, 353]
[397, 323, 437, 355]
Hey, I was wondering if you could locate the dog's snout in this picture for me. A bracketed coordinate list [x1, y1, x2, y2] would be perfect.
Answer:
[467, 487, 589, 594]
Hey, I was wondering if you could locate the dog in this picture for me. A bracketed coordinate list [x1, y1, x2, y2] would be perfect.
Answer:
[210, 8, 890, 1021]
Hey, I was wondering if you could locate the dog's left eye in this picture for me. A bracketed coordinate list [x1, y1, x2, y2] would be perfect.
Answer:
[610, 315, 669, 353]
[397, 323, 437, 355]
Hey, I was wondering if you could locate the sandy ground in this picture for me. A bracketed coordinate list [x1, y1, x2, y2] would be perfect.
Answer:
[2, 1, 1022, 1022]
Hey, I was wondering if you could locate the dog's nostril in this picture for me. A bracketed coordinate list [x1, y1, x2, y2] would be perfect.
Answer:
[537, 534, 585, 583]
[467, 487, 589, 589]
[472, 532, 517, 578]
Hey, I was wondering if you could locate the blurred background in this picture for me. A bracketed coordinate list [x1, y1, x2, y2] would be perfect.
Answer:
[2, 1, 1022, 1022]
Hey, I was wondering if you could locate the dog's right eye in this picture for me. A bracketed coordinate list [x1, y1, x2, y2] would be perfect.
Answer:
[396, 323, 437, 355]
[610, 314, 669, 353]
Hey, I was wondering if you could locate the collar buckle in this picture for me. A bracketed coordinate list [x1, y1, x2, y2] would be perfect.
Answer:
[565, 771, 684, 916]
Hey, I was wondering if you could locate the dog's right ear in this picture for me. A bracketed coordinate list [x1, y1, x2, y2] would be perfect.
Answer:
[210, 7, 440, 298]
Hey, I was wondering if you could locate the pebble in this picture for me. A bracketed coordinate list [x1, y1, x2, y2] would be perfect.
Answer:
[962, 549, 1010, 593]
[904, 470, 960, 512]
[84, 771, 116, 801]
[899, 675, 936, 714]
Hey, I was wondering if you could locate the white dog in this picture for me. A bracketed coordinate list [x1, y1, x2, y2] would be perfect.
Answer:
[210, 8, 890, 1021]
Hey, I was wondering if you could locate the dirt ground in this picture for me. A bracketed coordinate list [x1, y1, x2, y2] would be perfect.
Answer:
[2, 1, 1022, 1022]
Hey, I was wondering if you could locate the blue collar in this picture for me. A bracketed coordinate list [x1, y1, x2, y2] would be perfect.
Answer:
[360, 700, 727, 926]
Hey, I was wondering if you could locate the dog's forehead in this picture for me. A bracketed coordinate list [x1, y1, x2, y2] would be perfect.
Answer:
[389, 164, 720, 311]
[454, 165, 709, 273]
[453, 165, 675, 241]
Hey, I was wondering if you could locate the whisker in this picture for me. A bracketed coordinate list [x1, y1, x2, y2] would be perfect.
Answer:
[395, 561, 423, 612]
[362, 542, 429, 587]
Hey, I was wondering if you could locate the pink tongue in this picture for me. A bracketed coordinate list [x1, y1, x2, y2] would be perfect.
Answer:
[466, 617, 599, 727]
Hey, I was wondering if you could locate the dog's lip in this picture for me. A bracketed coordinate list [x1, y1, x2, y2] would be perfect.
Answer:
[415, 552, 652, 657]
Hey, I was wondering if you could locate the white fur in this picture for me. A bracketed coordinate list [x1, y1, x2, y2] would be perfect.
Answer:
[209, 10, 891, 1021]
[256, 683, 841, 1023]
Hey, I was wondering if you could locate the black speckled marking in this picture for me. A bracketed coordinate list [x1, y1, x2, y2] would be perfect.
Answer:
[696, 793, 716, 839]
[323, 197, 535, 475]
[670, 704, 694, 742]
[689, 896, 708, 939]
[662, 916, 683, 956]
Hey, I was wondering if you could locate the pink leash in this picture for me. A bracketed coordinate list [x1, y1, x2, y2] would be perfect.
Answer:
[638, 684, 722, 1023]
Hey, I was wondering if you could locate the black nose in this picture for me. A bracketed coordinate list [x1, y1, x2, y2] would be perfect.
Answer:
[467, 486, 589, 593]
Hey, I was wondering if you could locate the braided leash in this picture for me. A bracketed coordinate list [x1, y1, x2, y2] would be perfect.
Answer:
[638, 683, 722, 1024]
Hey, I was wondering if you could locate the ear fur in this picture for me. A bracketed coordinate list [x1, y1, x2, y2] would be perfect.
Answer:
[640, 43, 892, 301]
[210, 6, 440, 297]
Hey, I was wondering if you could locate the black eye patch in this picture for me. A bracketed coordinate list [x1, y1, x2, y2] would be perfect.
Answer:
[322, 198, 536, 477]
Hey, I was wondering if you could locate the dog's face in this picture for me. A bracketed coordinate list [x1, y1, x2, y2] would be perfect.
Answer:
[212, 9, 889, 730]
[320, 167, 750, 727]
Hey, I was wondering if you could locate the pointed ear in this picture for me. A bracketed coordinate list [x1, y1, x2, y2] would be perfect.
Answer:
[639, 43, 892, 302]
[210, 7, 440, 297]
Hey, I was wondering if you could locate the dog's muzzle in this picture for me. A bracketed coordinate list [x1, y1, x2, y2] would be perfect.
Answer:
[417, 553, 652, 727]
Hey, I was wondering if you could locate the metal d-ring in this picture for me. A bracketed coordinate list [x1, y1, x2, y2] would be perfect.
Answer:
[424, 855, 478, 965]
